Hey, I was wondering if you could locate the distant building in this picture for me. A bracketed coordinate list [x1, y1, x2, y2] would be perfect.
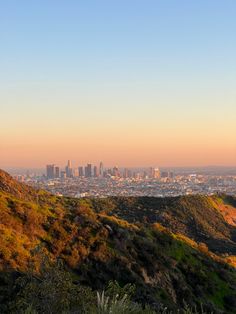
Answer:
[55, 166, 60, 178]
[113, 166, 119, 177]
[161, 171, 169, 178]
[73, 168, 79, 177]
[85, 164, 92, 177]
[149, 167, 154, 178]
[78, 166, 84, 177]
[60, 171, 66, 179]
[99, 162, 104, 176]
[154, 168, 161, 179]
[94, 166, 99, 177]
[161, 171, 174, 179]
[46, 164, 55, 179]
[65, 160, 73, 178]
[123, 168, 128, 178]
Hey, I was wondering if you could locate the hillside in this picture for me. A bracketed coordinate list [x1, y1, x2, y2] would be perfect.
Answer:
[0, 169, 38, 201]
[0, 170, 236, 313]
[91, 195, 236, 255]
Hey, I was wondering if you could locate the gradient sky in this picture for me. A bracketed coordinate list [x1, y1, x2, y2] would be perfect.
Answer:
[1, 0, 236, 168]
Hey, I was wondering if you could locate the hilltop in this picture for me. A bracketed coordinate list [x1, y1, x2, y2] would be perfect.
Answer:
[0, 170, 235, 313]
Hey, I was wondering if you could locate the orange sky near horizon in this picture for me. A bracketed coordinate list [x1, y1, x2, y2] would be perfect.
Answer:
[1, 111, 235, 168]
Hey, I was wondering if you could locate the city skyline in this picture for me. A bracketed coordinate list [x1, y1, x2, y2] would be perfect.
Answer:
[2, 159, 236, 170]
[13, 161, 236, 199]
[45, 159, 163, 180]
[1, 1, 236, 168]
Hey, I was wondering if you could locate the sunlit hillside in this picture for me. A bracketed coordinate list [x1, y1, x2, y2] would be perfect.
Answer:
[0, 170, 235, 313]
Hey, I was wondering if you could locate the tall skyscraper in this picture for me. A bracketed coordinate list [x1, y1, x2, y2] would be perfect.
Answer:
[78, 167, 84, 177]
[73, 168, 79, 177]
[46, 164, 55, 179]
[94, 165, 99, 177]
[55, 166, 60, 178]
[99, 162, 104, 177]
[85, 164, 92, 177]
[66, 160, 73, 178]
[87, 164, 92, 177]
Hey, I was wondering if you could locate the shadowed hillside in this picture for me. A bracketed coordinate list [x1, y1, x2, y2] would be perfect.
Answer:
[0, 170, 235, 313]
[91, 195, 236, 255]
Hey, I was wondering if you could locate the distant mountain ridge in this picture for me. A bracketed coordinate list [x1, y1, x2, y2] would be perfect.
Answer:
[0, 170, 235, 313]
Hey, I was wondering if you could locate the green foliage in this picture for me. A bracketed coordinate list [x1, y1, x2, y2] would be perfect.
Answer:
[96, 290, 138, 314]
[182, 302, 213, 314]
[9, 256, 96, 314]
[0, 171, 236, 313]
[105, 280, 136, 300]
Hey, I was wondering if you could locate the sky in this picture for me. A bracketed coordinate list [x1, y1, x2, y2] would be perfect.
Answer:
[0, 0, 236, 168]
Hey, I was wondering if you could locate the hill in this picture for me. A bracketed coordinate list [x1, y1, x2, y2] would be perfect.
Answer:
[91, 195, 236, 254]
[0, 169, 38, 201]
[0, 170, 235, 313]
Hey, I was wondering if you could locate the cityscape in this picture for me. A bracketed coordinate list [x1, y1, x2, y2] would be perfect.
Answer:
[1, 1, 236, 313]
[12, 160, 236, 198]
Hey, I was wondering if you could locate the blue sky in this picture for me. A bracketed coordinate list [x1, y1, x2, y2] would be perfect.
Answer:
[0, 1, 236, 167]
[1, 0, 236, 83]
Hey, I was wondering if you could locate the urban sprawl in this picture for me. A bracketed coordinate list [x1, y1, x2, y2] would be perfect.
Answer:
[13, 160, 236, 198]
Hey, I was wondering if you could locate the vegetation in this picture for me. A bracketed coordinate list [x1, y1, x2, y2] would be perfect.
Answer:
[0, 170, 235, 313]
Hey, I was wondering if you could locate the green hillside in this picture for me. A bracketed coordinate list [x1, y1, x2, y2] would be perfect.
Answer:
[0, 170, 235, 313]
[90, 195, 236, 254]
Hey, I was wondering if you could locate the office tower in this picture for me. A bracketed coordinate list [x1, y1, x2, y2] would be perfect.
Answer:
[78, 166, 84, 177]
[94, 166, 99, 177]
[66, 160, 73, 178]
[85, 164, 92, 177]
[87, 164, 92, 177]
[46, 164, 55, 179]
[84, 166, 88, 177]
[55, 166, 60, 178]
[99, 162, 104, 176]
[73, 168, 79, 177]
[154, 168, 161, 179]
[65, 165, 69, 177]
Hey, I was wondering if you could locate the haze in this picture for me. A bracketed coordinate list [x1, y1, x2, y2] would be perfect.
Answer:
[1, 1, 236, 168]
